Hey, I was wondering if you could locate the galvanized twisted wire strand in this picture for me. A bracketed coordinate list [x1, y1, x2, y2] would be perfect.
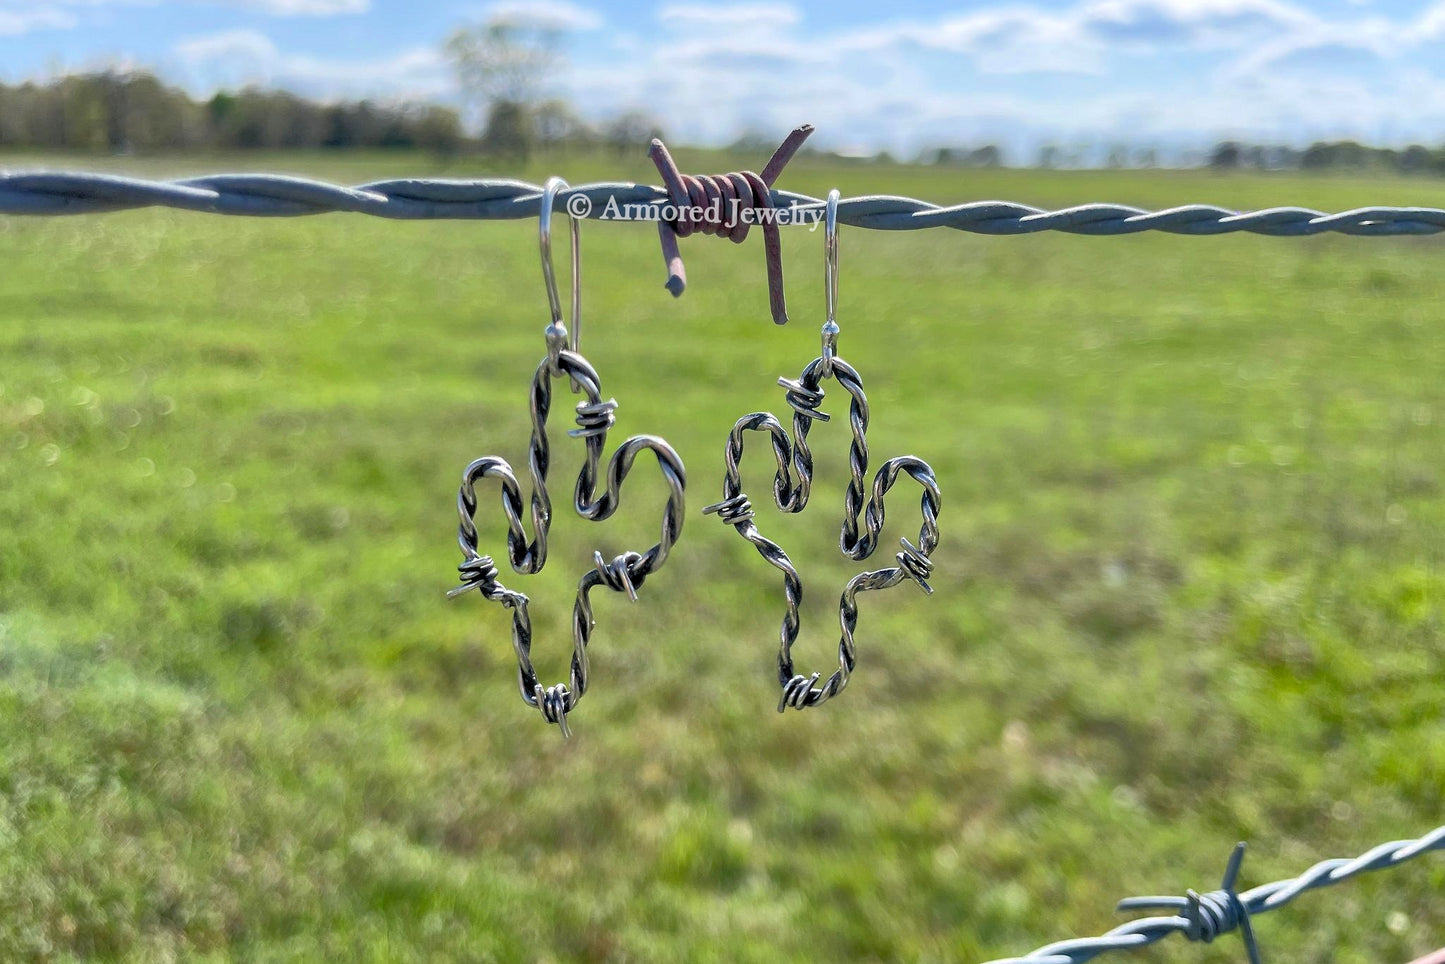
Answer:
[452, 342, 686, 738]
[5, 170, 1445, 237]
[985, 825, 1445, 964]
[704, 350, 941, 711]
[1242, 825, 1445, 910]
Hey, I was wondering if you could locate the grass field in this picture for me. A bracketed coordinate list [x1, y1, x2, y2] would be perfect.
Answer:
[0, 149, 1442, 963]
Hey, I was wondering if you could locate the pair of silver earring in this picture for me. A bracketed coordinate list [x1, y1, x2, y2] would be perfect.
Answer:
[449, 181, 942, 737]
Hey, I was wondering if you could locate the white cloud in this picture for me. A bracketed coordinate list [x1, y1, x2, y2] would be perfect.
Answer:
[174, 28, 279, 63]
[1218, 15, 1394, 80]
[825, 0, 1313, 78]
[280, 46, 444, 92]
[822, 9, 1103, 76]
[0, 6, 78, 35]
[658, 3, 800, 28]
[173, 29, 447, 100]
[561, 0, 1445, 157]
[483, 0, 602, 30]
[0, 0, 150, 7]
[1411, 1, 1445, 40]
[231, 0, 368, 14]
[1079, 0, 1315, 45]
[0, 0, 369, 17]
[923, 9, 1103, 73]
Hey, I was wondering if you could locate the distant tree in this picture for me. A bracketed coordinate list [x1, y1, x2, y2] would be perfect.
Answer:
[445, 14, 567, 157]
[533, 98, 591, 152]
[413, 105, 464, 157]
[1210, 141, 1241, 170]
[1038, 144, 1060, 169]
[968, 145, 1002, 167]
[479, 101, 532, 158]
[1401, 144, 1432, 173]
[445, 17, 561, 105]
[0, 87, 16, 146]
[1267, 145, 1300, 169]
[0, 69, 469, 154]
[1302, 140, 1370, 170]
[728, 129, 780, 154]
[603, 111, 664, 155]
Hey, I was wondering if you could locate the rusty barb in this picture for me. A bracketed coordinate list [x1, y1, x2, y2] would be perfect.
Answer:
[648, 124, 814, 325]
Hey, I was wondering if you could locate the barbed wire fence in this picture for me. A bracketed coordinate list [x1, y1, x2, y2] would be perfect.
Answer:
[5, 171, 1445, 323]
[2, 153, 1441, 962]
[984, 828, 1444, 964]
[10, 170, 1445, 233]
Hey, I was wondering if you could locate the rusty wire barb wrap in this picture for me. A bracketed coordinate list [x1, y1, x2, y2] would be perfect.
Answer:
[703, 331, 941, 712]
[983, 826, 1445, 964]
[451, 336, 685, 738]
[648, 124, 813, 325]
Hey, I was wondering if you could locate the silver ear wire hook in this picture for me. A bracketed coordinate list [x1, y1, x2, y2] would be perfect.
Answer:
[821, 188, 840, 377]
[539, 176, 582, 366]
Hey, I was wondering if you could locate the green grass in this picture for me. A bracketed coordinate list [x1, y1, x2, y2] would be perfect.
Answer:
[0, 150, 1442, 963]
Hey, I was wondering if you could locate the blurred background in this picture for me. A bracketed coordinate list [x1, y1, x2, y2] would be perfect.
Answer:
[0, 2, 1442, 962]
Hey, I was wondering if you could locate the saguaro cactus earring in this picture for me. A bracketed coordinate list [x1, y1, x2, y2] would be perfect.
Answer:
[448, 177, 687, 738]
[704, 189, 942, 712]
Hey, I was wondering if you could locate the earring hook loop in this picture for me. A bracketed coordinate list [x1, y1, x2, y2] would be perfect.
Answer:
[539, 176, 582, 357]
[821, 188, 841, 375]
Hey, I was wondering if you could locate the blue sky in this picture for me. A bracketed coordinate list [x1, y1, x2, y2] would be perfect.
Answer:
[4, 0, 1445, 157]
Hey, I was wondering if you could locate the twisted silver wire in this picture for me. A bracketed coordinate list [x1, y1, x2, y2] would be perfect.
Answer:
[4, 171, 1445, 237]
[704, 347, 941, 712]
[985, 826, 1445, 964]
[451, 338, 685, 738]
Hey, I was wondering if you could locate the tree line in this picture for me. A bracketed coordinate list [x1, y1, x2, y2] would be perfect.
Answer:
[926, 140, 1445, 173]
[6, 61, 1445, 174]
[1209, 140, 1445, 174]
[0, 67, 670, 159]
[0, 70, 466, 153]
